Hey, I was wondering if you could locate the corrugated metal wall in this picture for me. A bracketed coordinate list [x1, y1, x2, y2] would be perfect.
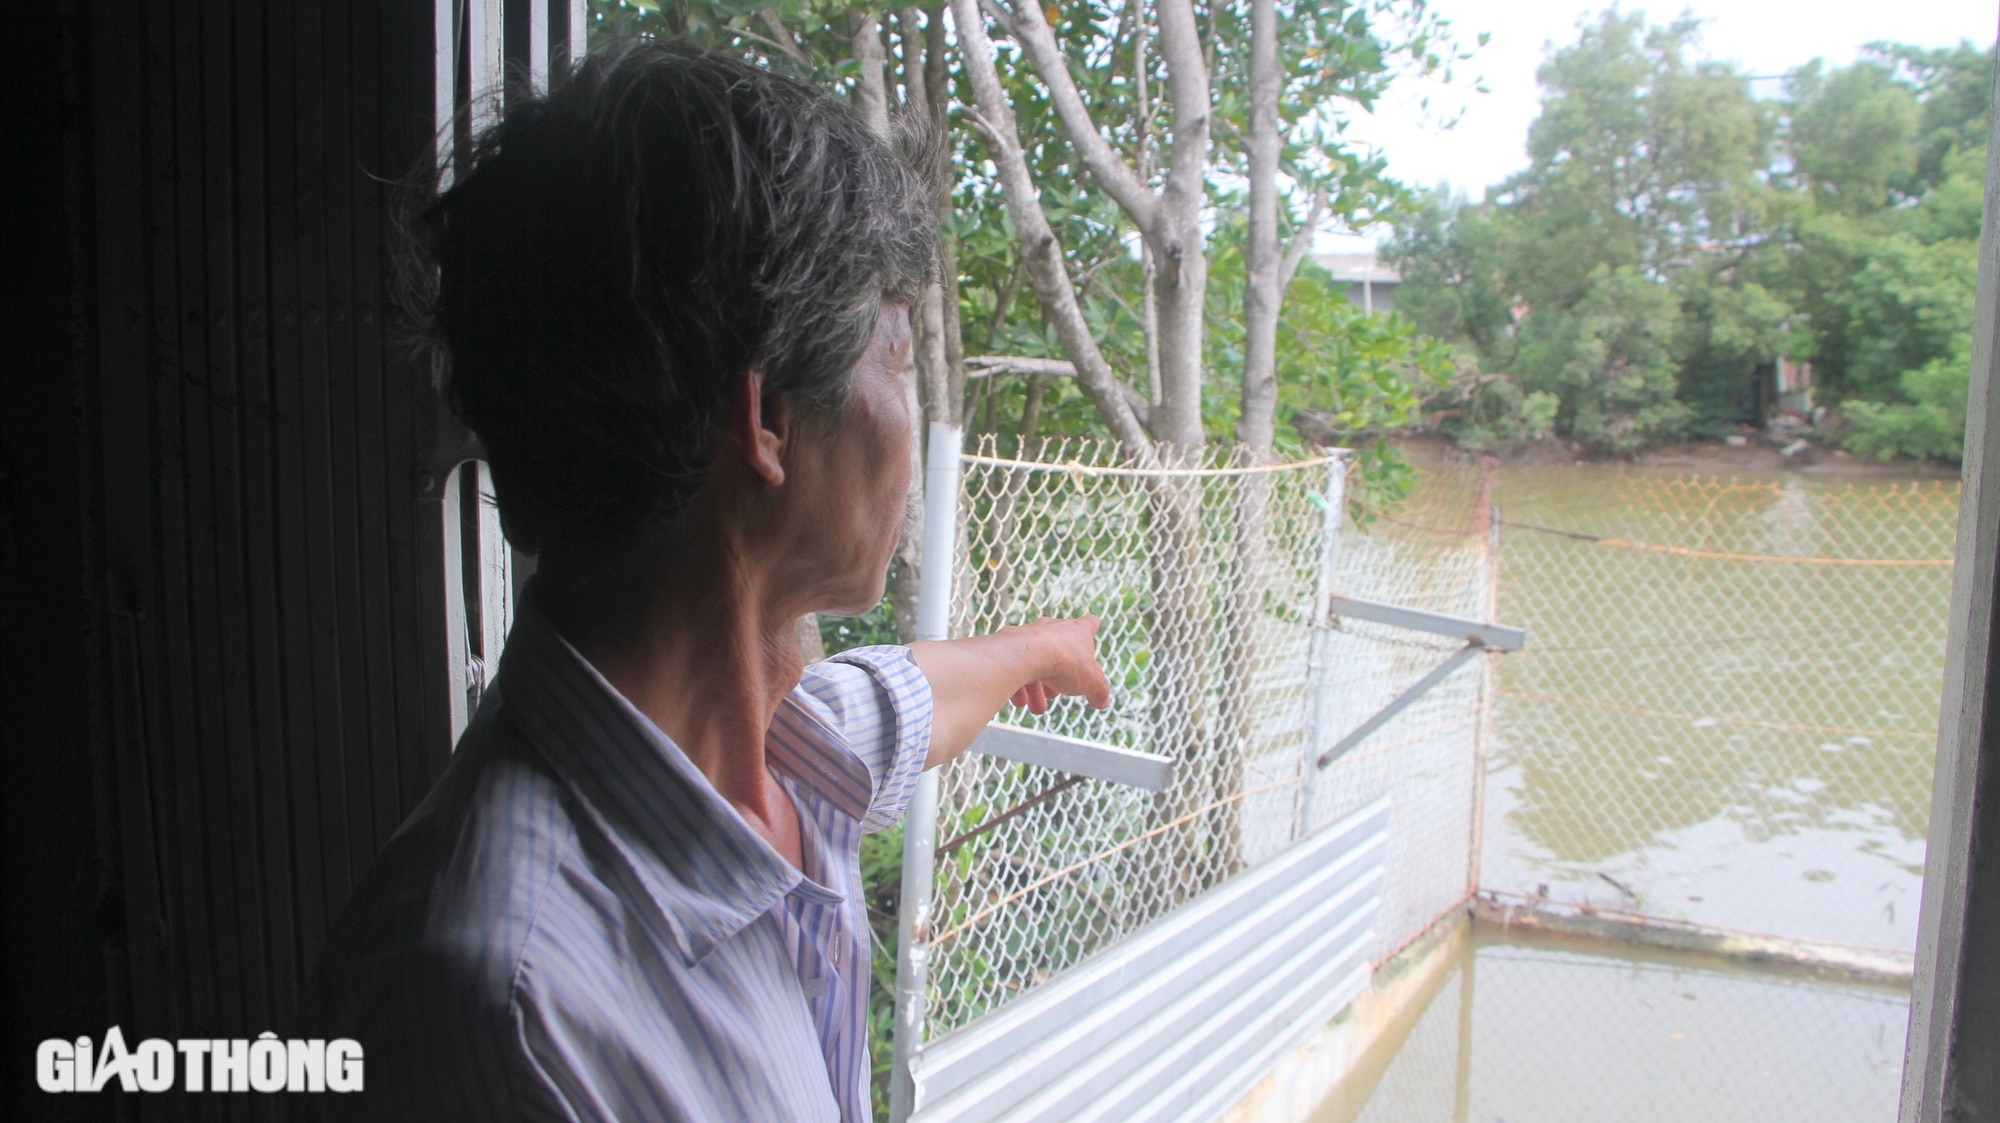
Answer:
[10, 2, 574, 1115]
[82, 1, 454, 1079]
[78, 1, 589, 1090]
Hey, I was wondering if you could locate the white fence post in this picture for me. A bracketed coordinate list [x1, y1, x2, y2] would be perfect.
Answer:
[1295, 451, 1350, 838]
[1467, 501, 1501, 897]
[892, 422, 963, 1122]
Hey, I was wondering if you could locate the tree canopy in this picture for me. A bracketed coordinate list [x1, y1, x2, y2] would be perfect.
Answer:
[586, 0, 1463, 479]
[1384, 10, 1990, 459]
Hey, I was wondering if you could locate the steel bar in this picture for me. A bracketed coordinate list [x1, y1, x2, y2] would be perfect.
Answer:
[1327, 594, 1525, 652]
[1317, 643, 1484, 769]
[892, 421, 963, 1122]
[1296, 455, 1348, 837]
[935, 775, 1087, 860]
[970, 723, 1177, 791]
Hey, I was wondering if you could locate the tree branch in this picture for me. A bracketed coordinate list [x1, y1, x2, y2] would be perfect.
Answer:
[977, 0, 1019, 36]
[1001, 0, 1160, 231]
[849, 10, 890, 136]
[1152, 0, 1211, 215]
[950, 0, 1154, 453]
[755, 10, 808, 63]
[1279, 187, 1329, 291]
[963, 356, 1152, 429]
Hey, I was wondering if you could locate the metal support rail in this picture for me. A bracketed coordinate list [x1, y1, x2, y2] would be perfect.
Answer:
[970, 723, 1176, 791]
[1315, 594, 1526, 770]
[892, 422, 963, 1122]
[891, 423, 1183, 1122]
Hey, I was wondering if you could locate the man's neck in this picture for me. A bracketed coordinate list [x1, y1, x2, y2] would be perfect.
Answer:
[534, 538, 806, 867]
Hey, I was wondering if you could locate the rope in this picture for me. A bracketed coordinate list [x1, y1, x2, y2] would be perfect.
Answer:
[1501, 689, 1935, 740]
[958, 451, 1343, 478]
[1523, 628, 1851, 653]
[1502, 519, 1953, 567]
[936, 775, 1085, 860]
[1351, 499, 1482, 536]
[929, 777, 1301, 950]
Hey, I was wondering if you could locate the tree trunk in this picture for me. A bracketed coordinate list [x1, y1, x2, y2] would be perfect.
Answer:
[849, 11, 890, 135]
[1239, 0, 1280, 453]
[1208, 0, 1282, 871]
[853, 8, 921, 640]
[926, 8, 967, 421]
[959, 0, 1223, 901]
[899, 7, 957, 426]
[949, 0, 1154, 453]
[1145, 0, 1212, 451]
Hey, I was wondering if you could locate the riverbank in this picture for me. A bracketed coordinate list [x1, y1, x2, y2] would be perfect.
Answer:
[1390, 433, 1961, 479]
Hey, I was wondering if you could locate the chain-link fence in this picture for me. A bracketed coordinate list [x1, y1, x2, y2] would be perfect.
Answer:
[895, 450, 1950, 1118]
[1484, 467, 1958, 952]
[921, 439, 1495, 1038]
[1315, 462, 1495, 962]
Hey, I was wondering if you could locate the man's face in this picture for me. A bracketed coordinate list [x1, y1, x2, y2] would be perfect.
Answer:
[786, 302, 915, 616]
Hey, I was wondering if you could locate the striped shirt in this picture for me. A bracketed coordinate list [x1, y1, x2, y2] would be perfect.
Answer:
[290, 597, 933, 1121]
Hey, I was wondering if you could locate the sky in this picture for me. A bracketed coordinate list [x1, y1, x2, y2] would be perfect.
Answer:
[1322, 0, 1998, 250]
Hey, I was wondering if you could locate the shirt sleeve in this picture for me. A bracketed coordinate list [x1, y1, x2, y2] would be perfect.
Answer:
[798, 645, 934, 833]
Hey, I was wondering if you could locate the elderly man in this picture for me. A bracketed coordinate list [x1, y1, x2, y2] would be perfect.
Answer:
[291, 42, 1109, 1121]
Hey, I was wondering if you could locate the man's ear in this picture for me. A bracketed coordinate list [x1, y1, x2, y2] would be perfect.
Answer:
[733, 370, 788, 488]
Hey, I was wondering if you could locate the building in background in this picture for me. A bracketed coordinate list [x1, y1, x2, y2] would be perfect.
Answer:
[1316, 252, 1402, 315]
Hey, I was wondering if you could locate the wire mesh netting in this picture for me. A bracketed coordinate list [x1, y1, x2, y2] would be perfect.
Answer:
[905, 452, 1951, 1119]
[923, 439, 1495, 1036]
[1484, 467, 1959, 951]
[1314, 464, 1495, 962]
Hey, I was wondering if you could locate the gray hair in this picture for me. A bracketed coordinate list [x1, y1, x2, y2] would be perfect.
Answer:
[410, 40, 936, 553]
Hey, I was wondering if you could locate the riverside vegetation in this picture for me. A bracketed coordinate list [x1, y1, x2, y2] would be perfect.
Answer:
[1386, 11, 1988, 463]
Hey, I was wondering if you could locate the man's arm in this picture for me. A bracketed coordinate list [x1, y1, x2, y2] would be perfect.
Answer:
[906, 616, 1112, 770]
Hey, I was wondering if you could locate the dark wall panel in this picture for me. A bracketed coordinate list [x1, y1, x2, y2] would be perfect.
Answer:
[76, 3, 452, 1111]
[0, 0, 115, 1116]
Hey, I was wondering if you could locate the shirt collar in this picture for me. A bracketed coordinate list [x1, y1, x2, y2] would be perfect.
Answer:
[498, 593, 847, 965]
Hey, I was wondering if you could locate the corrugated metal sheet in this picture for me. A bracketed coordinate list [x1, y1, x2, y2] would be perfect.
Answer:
[80, 2, 445, 1082]
[908, 799, 1391, 1123]
[76, 6, 580, 1114]
[85, 2, 449, 1077]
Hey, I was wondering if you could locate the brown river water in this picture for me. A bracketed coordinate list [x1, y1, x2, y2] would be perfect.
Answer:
[1326, 460, 1954, 1121]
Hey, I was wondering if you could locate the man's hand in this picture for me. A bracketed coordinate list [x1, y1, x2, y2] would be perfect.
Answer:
[906, 615, 1113, 769]
[1003, 616, 1112, 715]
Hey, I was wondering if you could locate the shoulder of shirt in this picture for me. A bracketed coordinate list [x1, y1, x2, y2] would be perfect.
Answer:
[315, 703, 586, 1016]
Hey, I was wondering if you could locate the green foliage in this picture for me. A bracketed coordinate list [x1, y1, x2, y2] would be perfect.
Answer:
[589, 0, 858, 69]
[1872, 40, 1995, 190]
[1843, 337, 1973, 462]
[949, 0, 1465, 465]
[1202, 212, 1448, 451]
[858, 823, 904, 1120]
[1506, 11, 1770, 286]
[1513, 264, 1691, 452]
[820, 595, 904, 654]
[1787, 210, 1977, 405]
[1787, 58, 1920, 213]
[1386, 8, 1990, 461]
[1423, 365, 1559, 452]
[1383, 194, 1517, 364]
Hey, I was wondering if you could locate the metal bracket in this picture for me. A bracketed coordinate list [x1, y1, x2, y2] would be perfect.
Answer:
[1327, 594, 1524, 652]
[971, 722, 1177, 791]
[1316, 595, 1526, 769]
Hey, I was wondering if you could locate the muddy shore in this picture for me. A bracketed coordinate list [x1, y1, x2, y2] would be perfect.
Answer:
[1389, 433, 1962, 479]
